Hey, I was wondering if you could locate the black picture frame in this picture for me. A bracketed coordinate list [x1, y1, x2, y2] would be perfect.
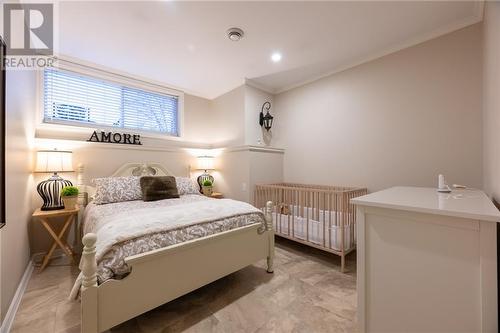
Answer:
[0, 36, 5, 229]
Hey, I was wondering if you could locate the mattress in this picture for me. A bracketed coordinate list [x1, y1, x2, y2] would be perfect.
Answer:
[267, 205, 354, 251]
[83, 195, 265, 283]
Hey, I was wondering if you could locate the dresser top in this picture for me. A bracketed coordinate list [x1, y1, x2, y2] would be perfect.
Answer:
[351, 186, 500, 222]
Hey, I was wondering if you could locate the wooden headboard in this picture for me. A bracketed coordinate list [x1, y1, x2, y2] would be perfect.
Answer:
[77, 162, 176, 206]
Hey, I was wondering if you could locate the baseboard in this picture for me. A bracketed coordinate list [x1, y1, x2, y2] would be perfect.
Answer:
[0, 260, 34, 333]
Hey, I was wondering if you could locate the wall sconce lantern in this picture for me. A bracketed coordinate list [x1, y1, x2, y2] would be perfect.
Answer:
[259, 101, 274, 131]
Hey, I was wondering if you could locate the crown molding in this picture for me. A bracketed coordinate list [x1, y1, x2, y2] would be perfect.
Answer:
[244, 79, 277, 96]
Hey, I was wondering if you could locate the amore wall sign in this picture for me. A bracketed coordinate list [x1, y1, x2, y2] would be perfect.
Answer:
[87, 130, 142, 145]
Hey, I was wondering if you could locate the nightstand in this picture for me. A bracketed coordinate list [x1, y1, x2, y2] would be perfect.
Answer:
[32, 207, 79, 272]
[210, 192, 223, 199]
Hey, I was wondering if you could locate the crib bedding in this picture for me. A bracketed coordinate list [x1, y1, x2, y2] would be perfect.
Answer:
[264, 205, 354, 251]
[83, 195, 265, 283]
[272, 213, 353, 251]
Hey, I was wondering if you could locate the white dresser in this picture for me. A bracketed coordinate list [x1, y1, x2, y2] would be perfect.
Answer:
[352, 186, 500, 333]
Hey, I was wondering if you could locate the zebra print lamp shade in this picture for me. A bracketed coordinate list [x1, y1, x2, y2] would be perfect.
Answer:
[35, 150, 74, 211]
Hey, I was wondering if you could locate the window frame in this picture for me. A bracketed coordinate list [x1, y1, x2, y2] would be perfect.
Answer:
[37, 59, 185, 140]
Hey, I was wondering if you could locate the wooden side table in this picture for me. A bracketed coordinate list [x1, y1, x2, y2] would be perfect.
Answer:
[32, 207, 79, 272]
[210, 192, 224, 199]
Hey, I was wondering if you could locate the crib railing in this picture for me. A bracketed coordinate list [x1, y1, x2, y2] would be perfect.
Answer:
[254, 183, 368, 272]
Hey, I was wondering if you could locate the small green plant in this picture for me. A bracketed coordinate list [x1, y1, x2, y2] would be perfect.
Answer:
[202, 179, 213, 187]
[61, 186, 79, 197]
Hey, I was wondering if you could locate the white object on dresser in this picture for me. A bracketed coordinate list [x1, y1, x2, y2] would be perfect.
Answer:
[437, 173, 451, 193]
[352, 186, 500, 333]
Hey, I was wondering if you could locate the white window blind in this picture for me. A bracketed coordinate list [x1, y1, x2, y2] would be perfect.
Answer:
[43, 68, 179, 136]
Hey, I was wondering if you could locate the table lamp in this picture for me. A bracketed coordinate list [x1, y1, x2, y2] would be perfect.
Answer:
[196, 156, 215, 192]
[35, 150, 74, 210]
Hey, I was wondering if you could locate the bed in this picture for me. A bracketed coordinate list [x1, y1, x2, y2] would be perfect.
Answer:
[75, 163, 274, 333]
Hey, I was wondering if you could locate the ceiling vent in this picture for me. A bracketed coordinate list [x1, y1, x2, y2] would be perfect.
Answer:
[227, 27, 244, 41]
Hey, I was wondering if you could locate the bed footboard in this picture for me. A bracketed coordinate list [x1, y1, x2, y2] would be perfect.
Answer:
[80, 201, 274, 333]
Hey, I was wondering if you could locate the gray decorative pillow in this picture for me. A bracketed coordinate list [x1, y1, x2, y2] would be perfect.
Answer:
[175, 177, 200, 195]
[93, 176, 142, 205]
[140, 176, 180, 201]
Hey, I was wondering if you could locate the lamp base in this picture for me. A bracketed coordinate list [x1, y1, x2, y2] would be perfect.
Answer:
[197, 172, 214, 192]
[37, 173, 73, 211]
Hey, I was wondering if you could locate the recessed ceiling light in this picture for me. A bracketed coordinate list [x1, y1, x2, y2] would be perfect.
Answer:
[271, 52, 282, 62]
[227, 27, 244, 42]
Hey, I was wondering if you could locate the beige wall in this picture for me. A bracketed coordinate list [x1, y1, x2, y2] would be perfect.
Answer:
[214, 150, 250, 202]
[181, 94, 213, 143]
[208, 84, 277, 147]
[209, 86, 246, 146]
[1, 70, 37, 322]
[274, 24, 483, 193]
[215, 148, 284, 204]
[483, 1, 500, 202]
[248, 150, 284, 203]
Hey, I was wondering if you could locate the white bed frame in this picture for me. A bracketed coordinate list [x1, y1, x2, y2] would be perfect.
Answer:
[77, 163, 274, 333]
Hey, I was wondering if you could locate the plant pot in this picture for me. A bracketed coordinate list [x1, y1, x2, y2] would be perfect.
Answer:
[202, 186, 213, 196]
[62, 195, 78, 210]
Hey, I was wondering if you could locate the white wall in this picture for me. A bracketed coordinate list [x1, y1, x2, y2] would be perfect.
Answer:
[274, 24, 483, 192]
[1, 70, 36, 322]
[483, 1, 500, 202]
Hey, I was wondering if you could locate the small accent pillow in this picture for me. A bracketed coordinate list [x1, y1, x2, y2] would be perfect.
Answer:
[175, 177, 200, 195]
[140, 176, 180, 202]
[93, 176, 142, 205]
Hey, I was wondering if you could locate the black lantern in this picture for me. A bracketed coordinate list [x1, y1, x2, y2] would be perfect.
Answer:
[259, 101, 274, 131]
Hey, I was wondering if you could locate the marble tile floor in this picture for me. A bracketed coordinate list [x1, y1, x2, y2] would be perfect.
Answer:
[11, 238, 357, 333]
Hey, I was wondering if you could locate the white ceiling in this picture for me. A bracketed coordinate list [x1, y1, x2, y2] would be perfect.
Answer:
[57, 1, 482, 99]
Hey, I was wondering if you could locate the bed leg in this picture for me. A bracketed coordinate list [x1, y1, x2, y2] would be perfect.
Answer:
[341, 253, 345, 273]
[265, 201, 275, 273]
[81, 233, 99, 333]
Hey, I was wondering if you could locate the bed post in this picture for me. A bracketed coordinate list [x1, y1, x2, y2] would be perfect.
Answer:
[265, 201, 274, 273]
[81, 233, 98, 333]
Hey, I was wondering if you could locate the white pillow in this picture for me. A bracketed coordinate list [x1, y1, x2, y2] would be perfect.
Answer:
[175, 177, 200, 195]
[93, 176, 142, 205]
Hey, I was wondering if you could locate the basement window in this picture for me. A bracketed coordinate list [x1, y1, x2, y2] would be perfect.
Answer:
[43, 68, 181, 137]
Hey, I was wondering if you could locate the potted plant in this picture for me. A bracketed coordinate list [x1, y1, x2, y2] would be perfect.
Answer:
[61, 186, 79, 210]
[202, 179, 213, 196]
